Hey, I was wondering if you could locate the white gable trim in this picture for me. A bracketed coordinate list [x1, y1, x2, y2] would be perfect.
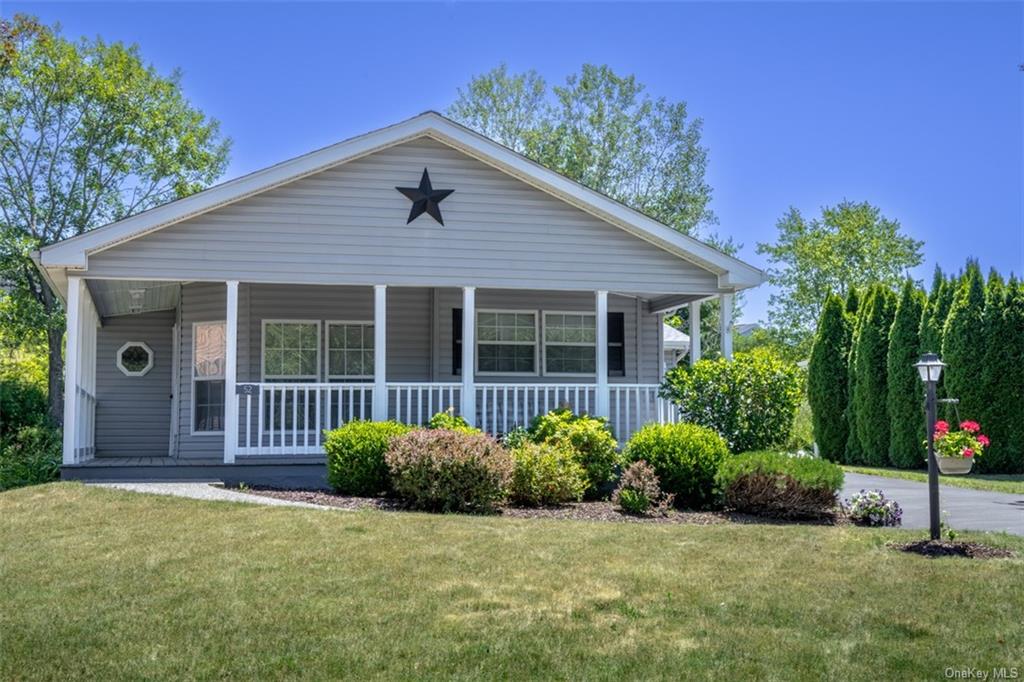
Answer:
[37, 112, 765, 289]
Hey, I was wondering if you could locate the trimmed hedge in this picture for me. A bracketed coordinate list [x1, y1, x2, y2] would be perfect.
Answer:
[324, 420, 412, 495]
[715, 451, 843, 519]
[623, 422, 729, 509]
[508, 442, 587, 507]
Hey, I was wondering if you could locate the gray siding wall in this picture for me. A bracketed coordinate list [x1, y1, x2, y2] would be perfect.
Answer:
[83, 138, 720, 295]
[95, 310, 174, 457]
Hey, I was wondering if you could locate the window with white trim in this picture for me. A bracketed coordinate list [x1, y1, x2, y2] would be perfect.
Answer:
[476, 311, 537, 374]
[262, 321, 320, 381]
[326, 322, 374, 380]
[117, 342, 154, 377]
[543, 312, 597, 375]
[193, 321, 225, 433]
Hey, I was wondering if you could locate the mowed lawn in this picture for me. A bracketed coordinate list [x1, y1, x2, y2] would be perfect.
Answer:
[2, 484, 1022, 680]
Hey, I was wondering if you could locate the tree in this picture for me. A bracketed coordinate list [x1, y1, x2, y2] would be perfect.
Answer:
[843, 288, 863, 464]
[850, 285, 896, 465]
[942, 262, 986, 437]
[807, 294, 851, 461]
[976, 270, 1020, 473]
[998, 278, 1024, 472]
[0, 16, 230, 421]
[756, 201, 924, 357]
[886, 280, 926, 468]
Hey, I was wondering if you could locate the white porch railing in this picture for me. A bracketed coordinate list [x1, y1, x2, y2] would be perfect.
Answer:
[234, 381, 677, 456]
[73, 385, 97, 462]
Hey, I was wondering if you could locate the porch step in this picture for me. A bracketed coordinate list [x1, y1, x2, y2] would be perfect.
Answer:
[63, 458, 329, 489]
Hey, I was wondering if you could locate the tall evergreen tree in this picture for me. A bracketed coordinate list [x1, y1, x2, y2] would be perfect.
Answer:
[887, 280, 926, 468]
[942, 262, 986, 433]
[851, 285, 897, 465]
[808, 294, 851, 461]
[843, 289, 865, 463]
[999, 278, 1024, 473]
[918, 266, 946, 354]
[977, 270, 1018, 472]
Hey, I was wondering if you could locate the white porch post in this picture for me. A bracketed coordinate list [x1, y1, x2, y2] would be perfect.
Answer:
[61, 276, 82, 465]
[688, 301, 702, 365]
[460, 286, 476, 426]
[595, 290, 610, 419]
[719, 293, 734, 360]
[224, 281, 239, 463]
[373, 285, 388, 421]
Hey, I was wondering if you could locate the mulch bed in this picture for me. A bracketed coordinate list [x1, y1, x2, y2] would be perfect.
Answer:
[890, 539, 1016, 560]
[222, 485, 842, 526]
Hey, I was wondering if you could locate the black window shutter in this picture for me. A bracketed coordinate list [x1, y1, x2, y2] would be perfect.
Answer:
[608, 312, 625, 376]
[453, 308, 462, 376]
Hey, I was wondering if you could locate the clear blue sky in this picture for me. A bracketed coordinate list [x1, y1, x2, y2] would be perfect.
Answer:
[7, 1, 1022, 322]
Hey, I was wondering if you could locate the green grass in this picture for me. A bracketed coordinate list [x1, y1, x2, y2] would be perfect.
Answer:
[2, 483, 1023, 680]
[843, 465, 1024, 495]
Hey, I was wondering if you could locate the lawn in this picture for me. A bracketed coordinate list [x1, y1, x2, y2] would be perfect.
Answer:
[843, 465, 1024, 495]
[2, 484, 1022, 680]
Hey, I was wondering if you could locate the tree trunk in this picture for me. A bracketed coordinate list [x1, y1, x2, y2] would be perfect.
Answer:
[47, 324, 64, 425]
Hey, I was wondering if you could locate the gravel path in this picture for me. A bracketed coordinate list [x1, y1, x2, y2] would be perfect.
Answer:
[91, 482, 342, 510]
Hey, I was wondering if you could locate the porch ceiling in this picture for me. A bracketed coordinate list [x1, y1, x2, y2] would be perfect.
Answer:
[87, 280, 180, 318]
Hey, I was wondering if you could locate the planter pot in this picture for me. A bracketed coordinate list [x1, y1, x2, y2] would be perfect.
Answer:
[937, 456, 974, 475]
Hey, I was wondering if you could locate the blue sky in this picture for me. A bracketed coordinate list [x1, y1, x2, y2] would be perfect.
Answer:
[7, 1, 1022, 322]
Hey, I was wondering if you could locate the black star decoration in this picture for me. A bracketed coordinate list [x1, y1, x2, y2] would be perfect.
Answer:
[396, 168, 454, 226]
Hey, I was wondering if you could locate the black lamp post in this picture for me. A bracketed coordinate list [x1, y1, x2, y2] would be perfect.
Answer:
[914, 352, 946, 541]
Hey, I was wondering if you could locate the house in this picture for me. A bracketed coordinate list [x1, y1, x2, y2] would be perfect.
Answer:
[662, 324, 691, 368]
[35, 112, 765, 485]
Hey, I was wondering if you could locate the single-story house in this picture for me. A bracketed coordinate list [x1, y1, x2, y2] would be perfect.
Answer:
[662, 324, 691, 368]
[35, 112, 765, 485]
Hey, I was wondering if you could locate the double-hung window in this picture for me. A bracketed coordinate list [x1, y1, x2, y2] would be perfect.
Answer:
[326, 322, 374, 380]
[262, 321, 321, 381]
[476, 311, 537, 374]
[543, 312, 597, 375]
[193, 321, 226, 433]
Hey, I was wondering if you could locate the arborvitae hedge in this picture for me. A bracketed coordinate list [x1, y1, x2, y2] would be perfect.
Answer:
[918, 267, 946, 355]
[807, 295, 850, 461]
[843, 291, 864, 464]
[977, 271, 1018, 473]
[851, 285, 896, 466]
[1002, 279, 1024, 472]
[942, 262, 986, 440]
[886, 280, 926, 469]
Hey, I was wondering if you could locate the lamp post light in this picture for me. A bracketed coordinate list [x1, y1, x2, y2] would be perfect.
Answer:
[914, 352, 946, 541]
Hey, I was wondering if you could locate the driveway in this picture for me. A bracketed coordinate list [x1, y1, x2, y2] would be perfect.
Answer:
[842, 473, 1024, 536]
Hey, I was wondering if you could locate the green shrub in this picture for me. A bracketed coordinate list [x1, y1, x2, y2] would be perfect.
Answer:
[785, 397, 814, 454]
[323, 420, 412, 495]
[528, 409, 619, 495]
[385, 429, 513, 513]
[807, 294, 852, 461]
[850, 285, 896, 465]
[715, 451, 843, 519]
[612, 460, 674, 516]
[508, 442, 587, 507]
[427, 408, 479, 433]
[501, 425, 531, 449]
[623, 422, 729, 509]
[661, 349, 802, 453]
[943, 263, 986, 450]
[886, 280, 926, 468]
[0, 424, 61, 491]
[0, 376, 48, 437]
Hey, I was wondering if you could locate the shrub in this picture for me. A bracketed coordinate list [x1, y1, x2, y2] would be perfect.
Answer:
[385, 429, 513, 513]
[715, 451, 843, 519]
[528, 409, 619, 495]
[661, 349, 802, 453]
[887, 280, 927, 468]
[0, 424, 61, 491]
[0, 376, 48, 438]
[785, 397, 815, 454]
[612, 460, 674, 516]
[323, 420, 412, 495]
[427, 408, 479, 433]
[623, 422, 729, 509]
[508, 442, 587, 507]
[942, 262, 986, 452]
[850, 285, 896, 465]
[807, 294, 852, 461]
[501, 425, 531, 449]
[845, 489, 903, 527]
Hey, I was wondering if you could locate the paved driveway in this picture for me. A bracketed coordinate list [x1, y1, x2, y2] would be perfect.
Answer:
[842, 473, 1024, 536]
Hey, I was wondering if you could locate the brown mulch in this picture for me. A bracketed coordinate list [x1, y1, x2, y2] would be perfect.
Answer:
[890, 539, 1016, 559]
[222, 485, 843, 526]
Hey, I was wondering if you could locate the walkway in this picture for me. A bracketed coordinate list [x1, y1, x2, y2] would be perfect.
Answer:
[92, 482, 339, 510]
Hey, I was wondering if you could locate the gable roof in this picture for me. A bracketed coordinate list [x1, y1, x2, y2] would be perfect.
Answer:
[36, 111, 765, 290]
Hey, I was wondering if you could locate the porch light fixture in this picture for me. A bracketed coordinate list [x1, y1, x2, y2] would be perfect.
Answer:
[913, 353, 946, 384]
[915, 352, 946, 540]
[128, 288, 146, 314]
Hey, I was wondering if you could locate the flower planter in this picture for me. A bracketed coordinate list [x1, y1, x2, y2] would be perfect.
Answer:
[937, 456, 973, 475]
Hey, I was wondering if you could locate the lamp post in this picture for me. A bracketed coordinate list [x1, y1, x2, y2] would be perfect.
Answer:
[914, 352, 946, 541]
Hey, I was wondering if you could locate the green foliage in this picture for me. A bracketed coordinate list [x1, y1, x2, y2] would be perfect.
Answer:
[323, 420, 413, 495]
[807, 294, 852, 461]
[844, 291, 865, 464]
[756, 201, 923, 356]
[976, 272, 1023, 473]
[427, 409, 480, 434]
[508, 442, 588, 507]
[850, 285, 897, 465]
[623, 422, 729, 509]
[527, 409, 619, 495]
[942, 262, 987, 445]
[385, 429, 513, 513]
[0, 376, 49, 437]
[785, 397, 815, 453]
[0, 424, 61, 490]
[886, 280, 926, 468]
[612, 460, 674, 516]
[661, 349, 803, 453]
[715, 451, 843, 519]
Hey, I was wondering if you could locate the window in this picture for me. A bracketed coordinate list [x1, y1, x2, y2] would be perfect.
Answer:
[477, 311, 537, 374]
[261, 321, 320, 381]
[117, 342, 154, 377]
[544, 312, 597, 375]
[608, 312, 625, 377]
[193, 321, 225, 433]
[452, 308, 463, 376]
[326, 322, 374, 379]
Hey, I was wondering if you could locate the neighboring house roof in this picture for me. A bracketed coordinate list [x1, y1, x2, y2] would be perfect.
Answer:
[735, 323, 763, 337]
[35, 111, 765, 295]
[662, 324, 691, 350]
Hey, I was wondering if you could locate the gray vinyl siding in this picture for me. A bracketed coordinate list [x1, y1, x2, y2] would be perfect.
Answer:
[95, 310, 174, 457]
[83, 138, 721, 295]
[177, 283, 228, 459]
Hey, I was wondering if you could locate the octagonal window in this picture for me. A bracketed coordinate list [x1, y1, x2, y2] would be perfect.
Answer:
[117, 342, 154, 377]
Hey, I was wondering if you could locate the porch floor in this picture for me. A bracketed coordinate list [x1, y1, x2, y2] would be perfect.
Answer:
[63, 455, 329, 488]
[71, 455, 327, 467]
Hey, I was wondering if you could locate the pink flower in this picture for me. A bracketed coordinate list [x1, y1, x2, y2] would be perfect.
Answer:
[934, 420, 949, 435]
[978, 435, 990, 447]
[960, 420, 980, 433]
[963, 448, 974, 458]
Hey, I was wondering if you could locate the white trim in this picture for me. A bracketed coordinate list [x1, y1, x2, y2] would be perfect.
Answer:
[224, 281, 239, 463]
[595, 291, 610, 418]
[115, 341, 155, 377]
[475, 308, 540, 377]
[719, 293, 734, 360]
[190, 320, 226, 436]
[62, 277, 82, 464]
[324, 320, 375, 381]
[688, 302, 702, 365]
[259, 319, 322, 382]
[169, 321, 179, 456]
[460, 287, 476, 426]
[541, 310, 598, 378]
[372, 285, 388, 420]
